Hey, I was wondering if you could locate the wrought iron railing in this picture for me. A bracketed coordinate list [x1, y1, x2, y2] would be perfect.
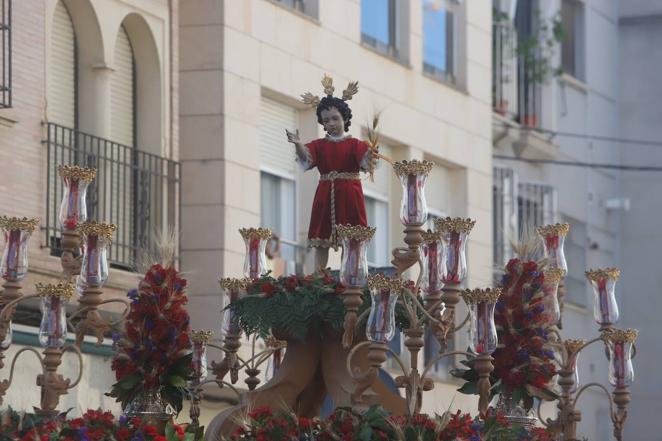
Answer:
[44, 122, 180, 270]
[492, 21, 541, 127]
[0, 0, 11, 108]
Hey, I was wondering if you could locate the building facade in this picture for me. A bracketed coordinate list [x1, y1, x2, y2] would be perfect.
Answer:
[491, 1, 632, 440]
[0, 0, 178, 413]
[618, 1, 662, 439]
[180, 0, 493, 422]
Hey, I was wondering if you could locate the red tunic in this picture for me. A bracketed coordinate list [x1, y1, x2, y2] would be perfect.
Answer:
[305, 137, 369, 248]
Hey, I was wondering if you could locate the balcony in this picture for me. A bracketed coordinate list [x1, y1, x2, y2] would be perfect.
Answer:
[492, 20, 559, 160]
[492, 21, 541, 128]
[44, 122, 180, 270]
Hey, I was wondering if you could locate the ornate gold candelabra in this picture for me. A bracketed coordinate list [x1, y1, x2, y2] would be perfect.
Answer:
[344, 160, 499, 417]
[534, 262, 637, 441]
[0, 166, 128, 416]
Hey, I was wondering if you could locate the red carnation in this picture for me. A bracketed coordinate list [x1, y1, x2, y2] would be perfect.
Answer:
[284, 275, 299, 292]
[261, 282, 276, 297]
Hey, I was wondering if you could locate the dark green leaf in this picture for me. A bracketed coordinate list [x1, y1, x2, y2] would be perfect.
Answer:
[168, 375, 187, 387]
[118, 373, 141, 390]
[457, 381, 478, 395]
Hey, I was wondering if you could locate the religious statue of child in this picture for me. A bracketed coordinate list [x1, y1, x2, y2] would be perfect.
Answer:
[286, 75, 379, 270]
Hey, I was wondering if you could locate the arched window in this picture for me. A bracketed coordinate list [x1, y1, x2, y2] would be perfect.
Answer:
[46, 1, 78, 254]
[110, 25, 135, 147]
[107, 25, 136, 267]
[48, 1, 76, 128]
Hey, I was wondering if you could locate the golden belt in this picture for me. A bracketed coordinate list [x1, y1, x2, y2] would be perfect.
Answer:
[318, 171, 361, 249]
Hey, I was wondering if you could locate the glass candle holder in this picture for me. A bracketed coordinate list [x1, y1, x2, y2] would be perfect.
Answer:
[435, 217, 475, 285]
[563, 339, 585, 394]
[36, 282, 74, 348]
[586, 268, 620, 327]
[57, 165, 96, 230]
[366, 274, 403, 343]
[393, 160, 434, 225]
[461, 288, 501, 355]
[239, 228, 271, 279]
[421, 230, 444, 297]
[537, 223, 569, 273]
[76, 222, 116, 293]
[190, 330, 213, 381]
[219, 278, 249, 337]
[603, 328, 638, 387]
[542, 269, 564, 325]
[265, 336, 286, 381]
[338, 225, 375, 287]
[266, 348, 283, 380]
[0, 217, 39, 282]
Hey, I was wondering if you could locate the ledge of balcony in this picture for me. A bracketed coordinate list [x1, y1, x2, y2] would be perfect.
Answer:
[492, 112, 560, 161]
[0, 110, 17, 127]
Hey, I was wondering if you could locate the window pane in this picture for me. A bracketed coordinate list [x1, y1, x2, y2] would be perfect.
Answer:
[365, 196, 389, 267]
[385, 330, 401, 369]
[564, 217, 588, 307]
[422, 0, 453, 75]
[361, 0, 392, 47]
[260, 172, 297, 269]
[561, 0, 576, 77]
[276, 0, 307, 14]
[261, 173, 280, 231]
[424, 327, 455, 378]
[279, 178, 297, 263]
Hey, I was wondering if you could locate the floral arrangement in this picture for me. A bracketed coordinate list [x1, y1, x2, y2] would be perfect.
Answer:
[453, 258, 558, 410]
[225, 405, 553, 441]
[230, 273, 415, 341]
[0, 409, 202, 441]
[108, 264, 193, 414]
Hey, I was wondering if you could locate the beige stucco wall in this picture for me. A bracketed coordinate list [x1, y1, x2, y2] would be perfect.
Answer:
[180, 0, 493, 416]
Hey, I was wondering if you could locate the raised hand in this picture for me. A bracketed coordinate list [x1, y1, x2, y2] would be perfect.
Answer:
[369, 146, 380, 171]
[285, 129, 301, 145]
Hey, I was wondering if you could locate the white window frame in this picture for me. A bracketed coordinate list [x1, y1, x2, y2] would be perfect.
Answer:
[421, 0, 459, 83]
[260, 168, 300, 276]
[272, 0, 319, 19]
[424, 326, 456, 379]
[363, 189, 390, 268]
[560, 0, 585, 81]
[517, 179, 558, 236]
[493, 167, 519, 269]
[360, 0, 410, 63]
[563, 215, 589, 308]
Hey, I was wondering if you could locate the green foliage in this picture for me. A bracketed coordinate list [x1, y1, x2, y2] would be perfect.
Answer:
[493, 7, 565, 85]
[107, 352, 193, 415]
[231, 274, 418, 341]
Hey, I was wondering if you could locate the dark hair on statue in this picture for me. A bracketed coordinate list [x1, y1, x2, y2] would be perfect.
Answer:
[316, 96, 352, 132]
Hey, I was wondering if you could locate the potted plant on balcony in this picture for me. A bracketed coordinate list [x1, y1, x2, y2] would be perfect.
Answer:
[493, 8, 564, 127]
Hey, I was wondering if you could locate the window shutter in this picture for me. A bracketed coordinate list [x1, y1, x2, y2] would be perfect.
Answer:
[108, 26, 135, 265]
[46, 2, 76, 248]
[111, 26, 135, 147]
[48, 2, 75, 128]
[260, 97, 298, 176]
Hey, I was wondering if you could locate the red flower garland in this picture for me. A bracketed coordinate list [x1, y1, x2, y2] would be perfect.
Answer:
[492, 259, 558, 404]
[109, 264, 193, 412]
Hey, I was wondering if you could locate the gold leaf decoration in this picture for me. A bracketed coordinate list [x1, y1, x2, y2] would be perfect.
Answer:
[0, 216, 39, 233]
